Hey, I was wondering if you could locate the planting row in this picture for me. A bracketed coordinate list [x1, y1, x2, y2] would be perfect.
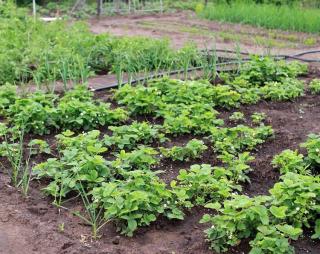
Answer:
[202, 134, 320, 253]
[1, 56, 319, 252]
[1, 2, 206, 86]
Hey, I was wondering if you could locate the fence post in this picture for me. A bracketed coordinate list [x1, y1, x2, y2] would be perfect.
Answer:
[97, 0, 102, 17]
[160, 0, 163, 14]
[32, 0, 36, 20]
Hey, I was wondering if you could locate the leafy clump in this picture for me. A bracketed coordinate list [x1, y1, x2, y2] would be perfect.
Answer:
[251, 112, 266, 125]
[5, 85, 128, 134]
[104, 121, 166, 150]
[111, 146, 159, 172]
[229, 111, 245, 122]
[33, 130, 111, 202]
[260, 78, 304, 101]
[301, 133, 320, 169]
[218, 152, 254, 183]
[57, 99, 127, 131]
[0, 83, 17, 113]
[92, 170, 184, 237]
[200, 195, 272, 253]
[249, 225, 301, 254]
[239, 56, 307, 85]
[210, 124, 274, 155]
[272, 149, 308, 175]
[201, 173, 320, 253]
[7, 92, 59, 135]
[160, 139, 207, 161]
[171, 164, 236, 206]
[309, 79, 320, 94]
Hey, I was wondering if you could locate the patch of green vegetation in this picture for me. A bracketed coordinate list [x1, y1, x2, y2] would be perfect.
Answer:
[199, 2, 320, 33]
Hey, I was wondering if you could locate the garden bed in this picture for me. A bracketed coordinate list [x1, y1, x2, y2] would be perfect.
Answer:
[1, 60, 320, 254]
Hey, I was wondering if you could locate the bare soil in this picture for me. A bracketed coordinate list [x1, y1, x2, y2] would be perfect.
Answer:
[1, 66, 320, 253]
[88, 11, 320, 56]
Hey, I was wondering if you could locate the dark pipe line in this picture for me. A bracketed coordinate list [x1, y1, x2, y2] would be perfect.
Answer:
[91, 49, 319, 92]
[91, 59, 251, 91]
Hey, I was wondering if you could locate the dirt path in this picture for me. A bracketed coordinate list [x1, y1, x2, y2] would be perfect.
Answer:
[88, 11, 320, 56]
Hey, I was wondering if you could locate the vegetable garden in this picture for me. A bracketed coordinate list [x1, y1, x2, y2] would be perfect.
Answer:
[1, 1, 320, 254]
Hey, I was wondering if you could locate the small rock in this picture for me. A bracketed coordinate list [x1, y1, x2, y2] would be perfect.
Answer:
[184, 236, 192, 241]
[112, 236, 120, 245]
[0, 215, 9, 223]
[27, 205, 48, 215]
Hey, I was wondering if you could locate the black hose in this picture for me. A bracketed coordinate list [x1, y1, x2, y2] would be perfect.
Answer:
[91, 49, 319, 91]
[91, 60, 250, 91]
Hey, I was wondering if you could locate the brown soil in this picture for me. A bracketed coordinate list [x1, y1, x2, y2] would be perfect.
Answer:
[1, 70, 320, 254]
[88, 11, 320, 56]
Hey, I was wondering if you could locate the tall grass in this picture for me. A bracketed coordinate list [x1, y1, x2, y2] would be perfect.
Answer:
[199, 3, 320, 33]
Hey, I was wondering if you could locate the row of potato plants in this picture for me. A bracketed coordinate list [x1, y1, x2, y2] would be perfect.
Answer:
[0, 56, 318, 248]
[202, 133, 320, 253]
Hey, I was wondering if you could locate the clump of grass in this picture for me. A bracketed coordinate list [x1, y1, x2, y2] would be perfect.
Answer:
[199, 3, 320, 33]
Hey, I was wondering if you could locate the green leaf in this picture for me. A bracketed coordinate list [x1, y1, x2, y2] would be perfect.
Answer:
[127, 218, 137, 234]
[311, 219, 320, 239]
[205, 202, 221, 210]
[270, 206, 287, 219]
[276, 224, 302, 240]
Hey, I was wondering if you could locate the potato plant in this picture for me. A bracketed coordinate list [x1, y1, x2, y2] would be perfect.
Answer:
[4, 85, 128, 134]
[210, 124, 274, 155]
[92, 170, 185, 237]
[272, 149, 308, 175]
[309, 79, 320, 94]
[301, 133, 320, 168]
[33, 130, 111, 202]
[251, 112, 267, 125]
[111, 146, 159, 172]
[160, 139, 207, 161]
[171, 164, 237, 206]
[7, 92, 59, 135]
[104, 121, 166, 150]
[201, 173, 320, 253]
[229, 111, 245, 122]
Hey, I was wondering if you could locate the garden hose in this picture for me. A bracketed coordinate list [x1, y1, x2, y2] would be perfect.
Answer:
[91, 49, 320, 91]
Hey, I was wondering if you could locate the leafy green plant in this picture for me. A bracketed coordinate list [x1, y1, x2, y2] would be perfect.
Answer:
[7, 91, 58, 135]
[33, 130, 111, 204]
[251, 112, 267, 125]
[162, 103, 223, 135]
[92, 170, 184, 236]
[201, 172, 320, 253]
[160, 139, 207, 161]
[0, 83, 17, 113]
[218, 152, 254, 183]
[300, 133, 320, 168]
[210, 124, 274, 155]
[104, 121, 166, 150]
[229, 112, 245, 122]
[28, 139, 51, 155]
[249, 225, 301, 254]
[261, 78, 304, 101]
[171, 164, 237, 206]
[211, 85, 241, 108]
[271, 149, 309, 175]
[239, 57, 307, 85]
[114, 84, 161, 115]
[200, 195, 271, 253]
[111, 146, 159, 172]
[269, 173, 320, 230]
[309, 79, 320, 94]
[57, 99, 128, 131]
